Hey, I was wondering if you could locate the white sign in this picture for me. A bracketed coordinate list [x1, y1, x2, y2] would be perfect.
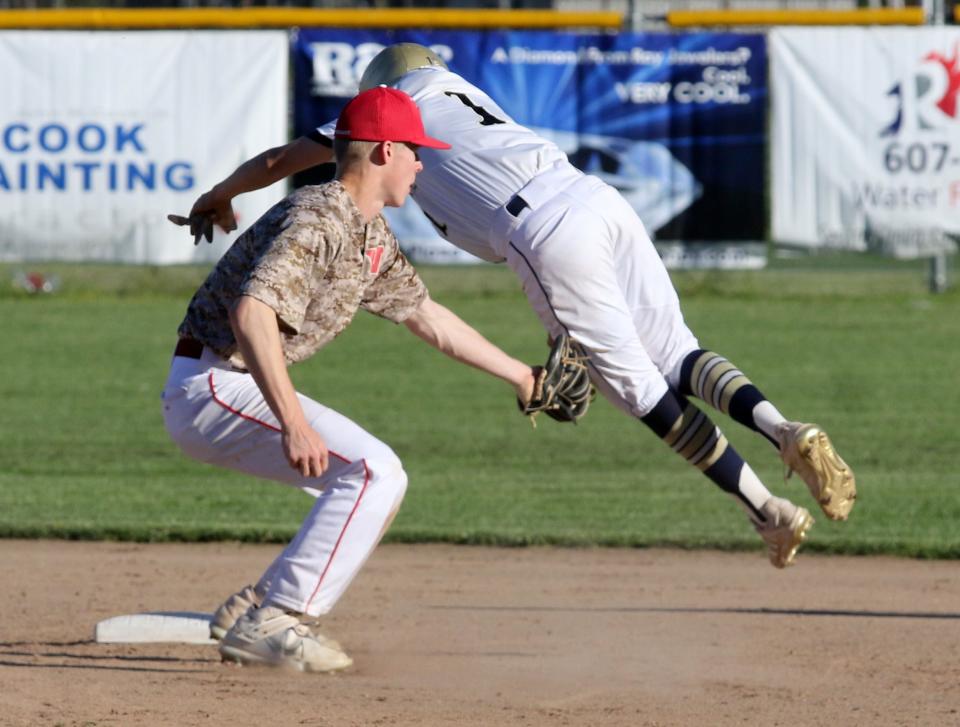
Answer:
[771, 28, 960, 256]
[0, 31, 288, 264]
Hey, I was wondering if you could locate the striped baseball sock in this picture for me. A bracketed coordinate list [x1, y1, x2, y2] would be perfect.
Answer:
[679, 349, 785, 446]
[641, 389, 771, 519]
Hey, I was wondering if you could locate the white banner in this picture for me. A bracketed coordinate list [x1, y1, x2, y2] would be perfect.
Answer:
[771, 28, 960, 257]
[0, 31, 288, 264]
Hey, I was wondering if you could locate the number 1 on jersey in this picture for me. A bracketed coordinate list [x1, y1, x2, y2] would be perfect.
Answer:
[444, 91, 506, 126]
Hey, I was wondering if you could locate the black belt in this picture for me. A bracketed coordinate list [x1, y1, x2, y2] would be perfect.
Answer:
[506, 194, 529, 217]
[174, 337, 204, 359]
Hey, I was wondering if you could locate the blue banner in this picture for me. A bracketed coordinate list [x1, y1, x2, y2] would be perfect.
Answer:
[292, 29, 766, 254]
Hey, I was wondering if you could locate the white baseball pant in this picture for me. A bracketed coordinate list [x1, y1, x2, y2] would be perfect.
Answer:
[162, 347, 407, 617]
[489, 163, 700, 419]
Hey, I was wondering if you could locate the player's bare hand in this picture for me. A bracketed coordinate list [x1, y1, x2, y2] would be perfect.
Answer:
[282, 423, 329, 478]
[167, 212, 216, 245]
[515, 366, 539, 408]
[191, 188, 239, 234]
[168, 188, 239, 245]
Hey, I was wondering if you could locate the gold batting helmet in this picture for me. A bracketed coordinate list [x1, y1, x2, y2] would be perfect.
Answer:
[359, 43, 447, 92]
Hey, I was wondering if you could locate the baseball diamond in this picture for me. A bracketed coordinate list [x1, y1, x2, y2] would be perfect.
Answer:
[3, 541, 959, 725]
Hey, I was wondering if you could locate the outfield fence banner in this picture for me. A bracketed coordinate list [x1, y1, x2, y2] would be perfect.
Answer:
[0, 31, 288, 264]
[293, 29, 767, 266]
[771, 28, 960, 258]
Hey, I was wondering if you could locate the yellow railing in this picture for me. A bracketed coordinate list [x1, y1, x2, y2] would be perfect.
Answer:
[0, 7, 623, 30]
[667, 8, 925, 27]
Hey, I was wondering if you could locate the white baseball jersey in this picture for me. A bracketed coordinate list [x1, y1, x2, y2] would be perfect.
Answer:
[319, 67, 567, 262]
[322, 67, 700, 417]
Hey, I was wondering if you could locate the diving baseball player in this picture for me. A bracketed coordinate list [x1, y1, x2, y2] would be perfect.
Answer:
[174, 44, 856, 578]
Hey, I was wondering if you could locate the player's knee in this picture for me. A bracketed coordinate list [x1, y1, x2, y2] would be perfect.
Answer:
[666, 347, 702, 391]
[366, 456, 408, 520]
[391, 464, 409, 503]
[366, 451, 408, 498]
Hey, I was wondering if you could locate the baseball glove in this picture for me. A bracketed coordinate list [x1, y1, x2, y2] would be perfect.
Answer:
[519, 333, 595, 425]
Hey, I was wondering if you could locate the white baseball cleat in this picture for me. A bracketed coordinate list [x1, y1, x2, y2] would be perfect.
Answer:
[752, 496, 814, 569]
[776, 422, 856, 521]
[210, 585, 262, 641]
[219, 606, 353, 673]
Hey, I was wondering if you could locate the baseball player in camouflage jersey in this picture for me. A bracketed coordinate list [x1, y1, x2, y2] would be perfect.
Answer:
[164, 87, 536, 672]
[174, 44, 856, 571]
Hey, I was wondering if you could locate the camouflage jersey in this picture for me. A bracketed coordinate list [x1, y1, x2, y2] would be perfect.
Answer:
[178, 181, 427, 370]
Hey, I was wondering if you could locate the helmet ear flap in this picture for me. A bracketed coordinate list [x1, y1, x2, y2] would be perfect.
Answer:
[359, 43, 448, 92]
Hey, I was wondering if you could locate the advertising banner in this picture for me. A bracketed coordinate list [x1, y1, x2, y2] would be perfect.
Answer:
[771, 28, 960, 257]
[293, 29, 767, 265]
[0, 31, 288, 264]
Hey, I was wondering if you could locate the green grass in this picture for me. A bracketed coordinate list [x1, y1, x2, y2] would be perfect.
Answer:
[0, 255, 958, 558]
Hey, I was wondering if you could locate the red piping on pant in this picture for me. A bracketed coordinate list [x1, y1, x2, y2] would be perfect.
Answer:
[207, 371, 350, 464]
[207, 368, 369, 613]
[305, 459, 371, 612]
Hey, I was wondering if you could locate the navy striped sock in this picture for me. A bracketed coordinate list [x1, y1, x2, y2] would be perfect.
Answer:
[680, 349, 777, 446]
[641, 389, 763, 518]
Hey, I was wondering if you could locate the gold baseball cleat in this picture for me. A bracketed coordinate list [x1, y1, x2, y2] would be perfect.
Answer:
[777, 422, 857, 521]
[752, 496, 814, 569]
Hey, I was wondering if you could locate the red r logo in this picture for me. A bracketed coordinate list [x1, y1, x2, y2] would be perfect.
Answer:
[365, 246, 384, 275]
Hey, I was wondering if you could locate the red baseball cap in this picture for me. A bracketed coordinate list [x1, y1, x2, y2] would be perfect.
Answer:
[335, 87, 451, 150]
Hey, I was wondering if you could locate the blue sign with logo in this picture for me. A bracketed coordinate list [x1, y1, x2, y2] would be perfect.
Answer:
[292, 29, 766, 245]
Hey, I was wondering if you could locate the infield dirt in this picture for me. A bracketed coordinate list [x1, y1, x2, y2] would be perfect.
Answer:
[2, 540, 958, 726]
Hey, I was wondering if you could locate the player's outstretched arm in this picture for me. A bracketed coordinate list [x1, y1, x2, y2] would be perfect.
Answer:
[403, 295, 536, 405]
[168, 136, 335, 244]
